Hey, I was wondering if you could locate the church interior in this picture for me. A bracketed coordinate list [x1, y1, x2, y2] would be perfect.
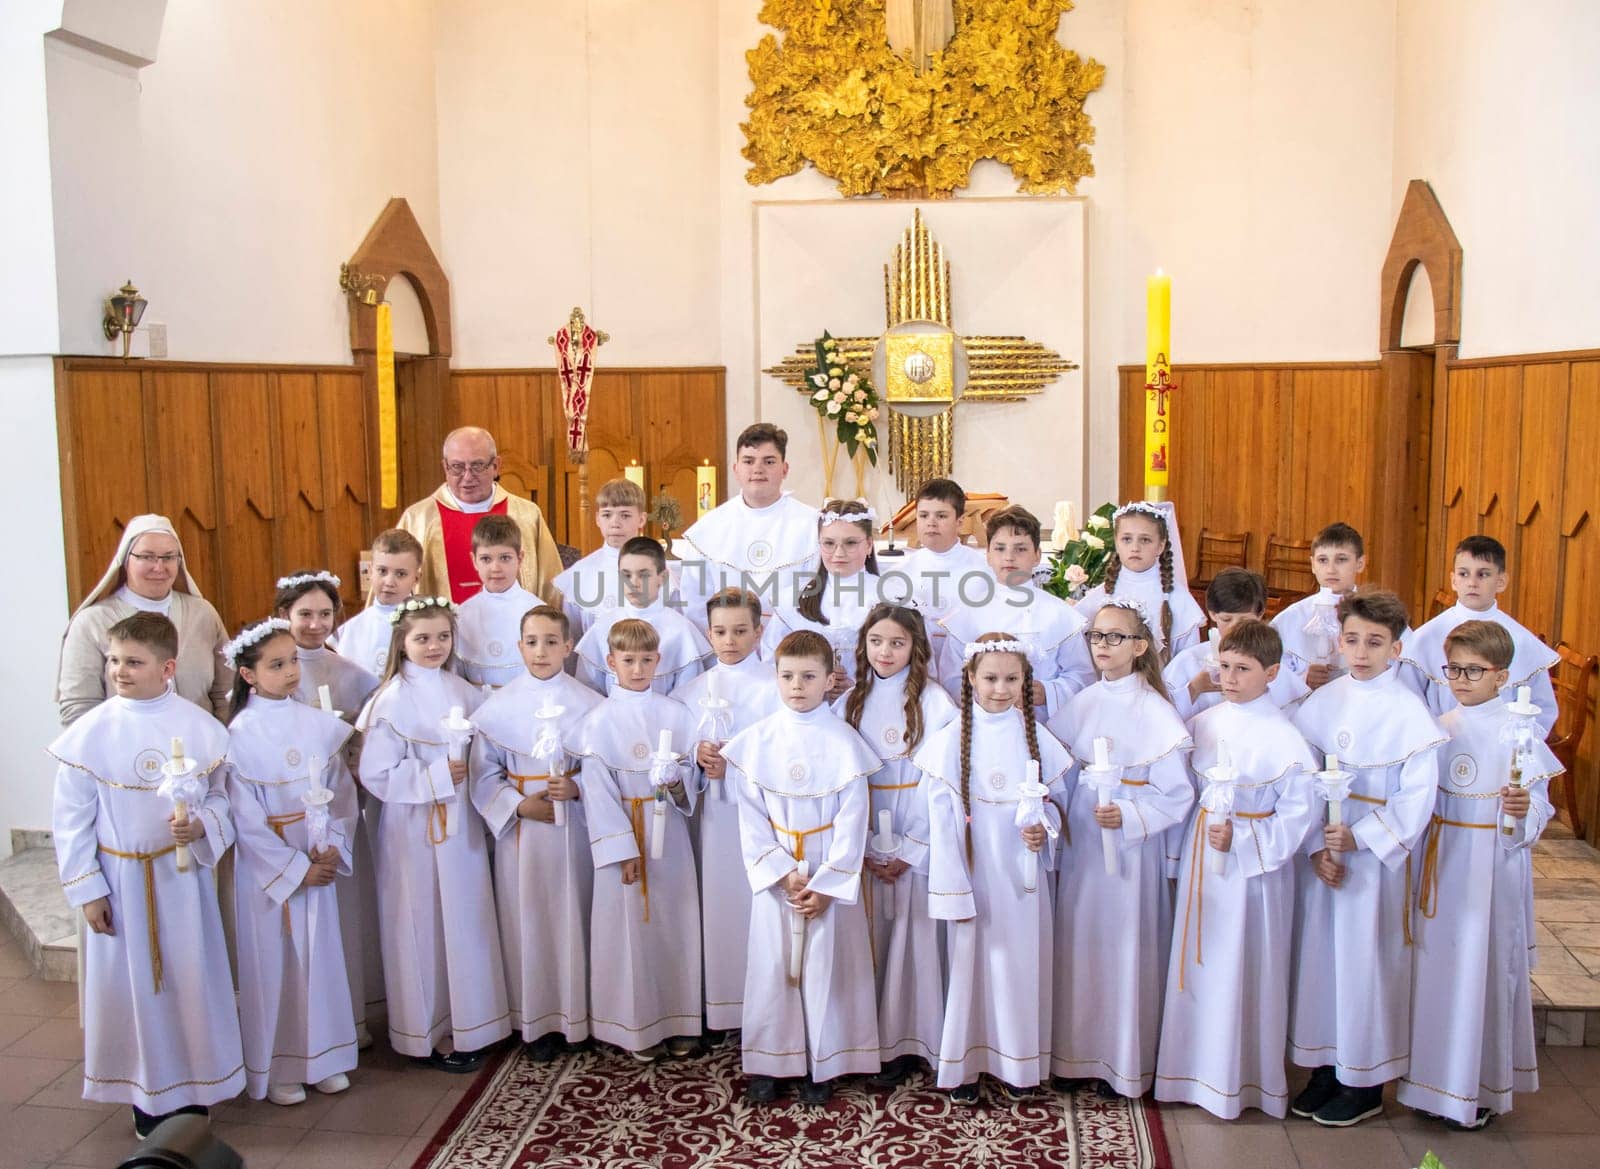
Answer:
[2, 2, 1599, 1167]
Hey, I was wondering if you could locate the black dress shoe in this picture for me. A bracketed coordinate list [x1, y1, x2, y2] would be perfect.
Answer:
[1312, 1084, 1385, 1127]
[951, 1082, 981, 1105]
[1444, 1107, 1493, 1132]
[797, 1076, 833, 1106]
[1290, 1065, 1340, 1118]
[746, 1075, 779, 1104]
[869, 1056, 914, 1088]
[132, 1104, 207, 1140]
[431, 1048, 487, 1074]
[525, 1033, 565, 1063]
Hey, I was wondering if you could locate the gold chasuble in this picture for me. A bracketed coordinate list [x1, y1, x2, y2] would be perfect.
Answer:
[396, 484, 564, 606]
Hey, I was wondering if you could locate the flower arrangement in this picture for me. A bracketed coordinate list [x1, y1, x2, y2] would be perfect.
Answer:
[1042, 502, 1115, 602]
[743, 0, 1106, 198]
[807, 332, 881, 464]
[389, 595, 456, 625]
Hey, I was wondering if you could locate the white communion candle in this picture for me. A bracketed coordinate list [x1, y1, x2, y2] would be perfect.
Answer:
[874, 809, 897, 919]
[306, 750, 326, 795]
[1517, 685, 1532, 706]
[650, 797, 667, 860]
[1504, 748, 1525, 835]
[1093, 737, 1110, 770]
[707, 669, 722, 704]
[788, 858, 810, 985]
[318, 684, 334, 712]
[1324, 754, 1344, 826]
[167, 738, 192, 872]
[1091, 738, 1118, 876]
[658, 730, 673, 756]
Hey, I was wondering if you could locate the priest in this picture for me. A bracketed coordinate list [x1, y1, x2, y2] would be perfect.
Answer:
[396, 427, 565, 605]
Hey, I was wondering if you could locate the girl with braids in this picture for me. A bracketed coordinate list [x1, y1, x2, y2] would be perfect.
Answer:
[222, 618, 359, 1104]
[837, 604, 957, 1086]
[1045, 600, 1194, 1099]
[912, 634, 1073, 1104]
[357, 597, 510, 1072]
[276, 569, 382, 1048]
[761, 499, 881, 699]
[1075, 502, 1205, 663]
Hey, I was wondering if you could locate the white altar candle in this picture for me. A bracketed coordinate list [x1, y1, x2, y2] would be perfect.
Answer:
[788, 858, 810, 985]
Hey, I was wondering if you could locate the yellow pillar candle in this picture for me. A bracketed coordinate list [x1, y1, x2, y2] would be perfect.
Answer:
[695, 459, 717, 518]
[1144, 270, 1172, 502]
[624, 460, 646, 491]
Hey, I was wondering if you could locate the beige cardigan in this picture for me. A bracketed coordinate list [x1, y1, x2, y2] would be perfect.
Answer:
[56, 593, 233, 726]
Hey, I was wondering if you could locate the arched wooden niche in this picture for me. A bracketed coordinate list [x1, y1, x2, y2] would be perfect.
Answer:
[345, 198, 452, 357]
[1379, 179, 1462, 352]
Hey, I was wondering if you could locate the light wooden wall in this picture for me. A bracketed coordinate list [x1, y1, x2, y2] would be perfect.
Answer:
[55, 359, 379, 635]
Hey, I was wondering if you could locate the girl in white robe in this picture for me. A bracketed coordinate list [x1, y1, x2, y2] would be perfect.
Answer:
[50, 629, 243, 1125]
[914, 635, 1072, 1099]
[761, 499, 882, 696]
[223, 620, 359, 1103]
[1288, 590, 1443, 1125]
[470, 606, 603, 1057]
[1154, 622, 1318, 1119]
[1396, 622, 1560, 1128]
[837, 604, 956, 1081]
[1047, 599, 1194, 1098]
[1075, 502, 1204, 661]
[357, 598, 510, 1070]
[277, 570, 384, 1048]
[575, 617, 701, 1058]
[670, 588, 780, 1034]
[723, 628, 883, 1105]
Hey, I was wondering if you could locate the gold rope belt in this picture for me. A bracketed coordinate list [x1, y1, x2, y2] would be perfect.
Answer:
[266, 812, 307, 939]
[868, 781, 918, 792]
[98, 842, 179, 993]
[509, 769, 579, 840]
[626, 797, 656, 923]
[1176, 810, 1273, 993]
[1417, 813, 1496, 921]
[1339, 791, 1423, 944]
[769, 818, 835, 864]
[428, 803, 449, 846]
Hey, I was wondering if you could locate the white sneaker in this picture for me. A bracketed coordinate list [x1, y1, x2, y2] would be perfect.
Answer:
[354, 1023, 374, 1051]
[267, 1083, 306, 1106]
[312, 1073, 350, 1095]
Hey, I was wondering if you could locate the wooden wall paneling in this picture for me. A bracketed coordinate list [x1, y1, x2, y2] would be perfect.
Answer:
[1438, 367, 1484, 584]
[144, 369, 221, 603]
[1558, 362, 1600, 837]
[1118, 369, 1143, 506]
[1370, 353, 1434, 618]
[489, 373, 554, 519]
[395, 356, 451, 512]
[273, 372, 329, 584]
[1285, 370, 1374, 562]
[1475, 365, 1523, 555]
[1167, 367, 1207, 568]
[1512, 362, 1569, 639]
[639, 370, 726, 543]
[317, 370, 374, 609]
[1200, 368, 1284, 574]
[54, 363, 149, 608]
[211, 371, 278, 631]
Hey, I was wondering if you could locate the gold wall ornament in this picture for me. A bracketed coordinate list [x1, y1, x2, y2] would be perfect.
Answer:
[743, 0, 1105, 199]
[765, 210, 1076, 493]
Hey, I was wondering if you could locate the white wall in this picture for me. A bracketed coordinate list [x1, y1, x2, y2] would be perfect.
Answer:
[434, 0, 720, 367]
[1394, 0, 1600, 357]
[48, 0, 441, 364]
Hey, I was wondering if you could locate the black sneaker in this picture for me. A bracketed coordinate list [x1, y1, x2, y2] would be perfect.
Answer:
[430, 1048, 487, 1074]
[797, 1076, 833, 1106]
[1290, 1065, 1340, 1118]
[1093, 1079, 1122, 1100]
[703, 1027, 730, 1048]
[1313, 1084, 1385, 1127]
[132, 1105, 207, 1140]
[1051, 1075, 1085, 1093]
[869, 1056, 914, 1089]
[666, 1035, 702, 1058]
[951, 1082, 981, 1106]
[525, 1033, 565, 1063]
[1444, 1107, 1494, 1132]
[745, 1075, 778, 1104]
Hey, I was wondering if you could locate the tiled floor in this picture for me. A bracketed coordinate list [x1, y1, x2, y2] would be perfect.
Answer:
[3, 824, 1599, 1169]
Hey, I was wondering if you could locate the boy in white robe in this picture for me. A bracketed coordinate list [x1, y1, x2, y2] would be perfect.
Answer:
[1155, 620, 1317, 1119]
[1163, 568, 1308, 722]
[471, 606, 603, 1060]
[222, 619, 359, 1104]
[457, 514, 542, 687]
[670, 588, 780, 1037]
[723, 629, 882, 1106]
[50, 612, 244, 1137]
[357, 597, 510, 1071]
[1398, 535, 1559, 735]
[937, 506, 1093, 720]
[1397, 621, 1560, 1129]
[1047, 600, 1194, 1098]
[915, 636, 1072, 1101]
[1289, 590, 1444, 1127]
[892, 479, 988, 659]
[552, 477, 648, 640]
[678, 423, 820, 628]
[575, 618, 701, 1059]
[576, 536, 710, 695]
[334, 528, 423, 677]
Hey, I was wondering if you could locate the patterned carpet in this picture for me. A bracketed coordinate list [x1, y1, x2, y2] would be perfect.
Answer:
[410, 1041, 1174, 1169]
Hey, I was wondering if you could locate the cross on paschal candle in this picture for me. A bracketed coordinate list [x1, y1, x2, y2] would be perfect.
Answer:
[550, 306, 610, 530]
[765, 210, 1077, 494]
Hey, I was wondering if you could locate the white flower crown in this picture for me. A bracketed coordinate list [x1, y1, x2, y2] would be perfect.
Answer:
[1112, 500, 1166, 524]
[389, 595, 457, 626]
[963, 638, 1030, 661]
[222, 618, 291, 668]
[819, 504, 877, 526]
[1104, 597, 1151, 624]
[275, 570, 342, 591]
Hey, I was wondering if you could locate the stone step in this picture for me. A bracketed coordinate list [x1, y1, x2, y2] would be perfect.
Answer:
[0, 840, 77, 982]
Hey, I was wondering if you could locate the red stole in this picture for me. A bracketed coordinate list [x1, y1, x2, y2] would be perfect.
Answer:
[438, 498, 509, 603]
